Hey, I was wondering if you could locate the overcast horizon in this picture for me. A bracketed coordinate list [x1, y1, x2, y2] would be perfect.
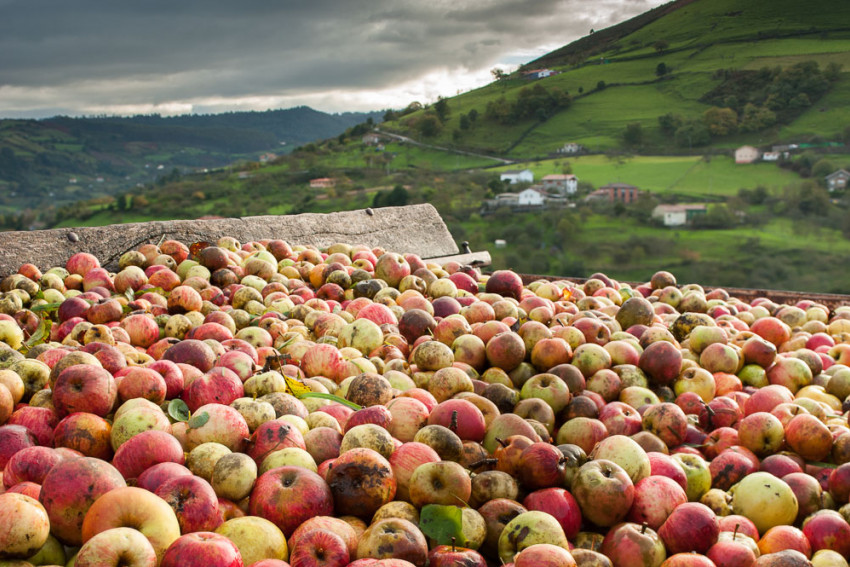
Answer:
[1, 0, 667, 119]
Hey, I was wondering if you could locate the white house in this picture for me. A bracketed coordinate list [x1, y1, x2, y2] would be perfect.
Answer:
[826, 169, 850, 192]
[556, 142, 583, 154]
[761, 151, 781, 162]
[522, 69, 556, 80]
[542, 174, 578, 195]
[517, 188, 546, 206]
[735, 145, 760, 164]
[500, 169, 534, 185]
[652, 204, 707, 227]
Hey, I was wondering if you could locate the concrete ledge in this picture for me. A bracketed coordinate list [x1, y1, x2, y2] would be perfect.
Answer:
[0, 204, 459, 275]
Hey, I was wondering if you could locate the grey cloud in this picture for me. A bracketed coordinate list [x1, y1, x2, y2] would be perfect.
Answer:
[0, 0, 666, 116]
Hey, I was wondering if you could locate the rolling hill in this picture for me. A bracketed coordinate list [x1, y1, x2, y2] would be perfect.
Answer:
[5, 0, 850, 293]
[0, 107, 382, 213]
[381, 0, 850, 158]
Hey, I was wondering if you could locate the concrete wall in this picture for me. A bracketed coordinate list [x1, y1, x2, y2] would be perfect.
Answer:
[0, 204, 459, 275]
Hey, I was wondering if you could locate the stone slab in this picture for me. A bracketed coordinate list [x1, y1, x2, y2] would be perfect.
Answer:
[0, 204, 459, 275]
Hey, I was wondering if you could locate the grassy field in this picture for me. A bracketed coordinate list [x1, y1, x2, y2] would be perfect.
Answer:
[473, 212, 850, 293]
[489, 154, 803, 197]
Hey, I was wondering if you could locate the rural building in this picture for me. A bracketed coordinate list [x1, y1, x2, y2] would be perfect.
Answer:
[735, 145, 761, 164]
[259, 153, 277, 163]
[587, 183, 644, 204]
[761, 151, 780, 162]
[556, 142, 583, 154]
[500, 169, 534, 185]
[652, 204, 707, 227]
[522, 68, 556, 79]
[542, 174, 578, 195]
[362, 133, 384, 145]
[517, 188, 546, 206]
[826, 169, 850, 192]
[310, 177, 336, 189]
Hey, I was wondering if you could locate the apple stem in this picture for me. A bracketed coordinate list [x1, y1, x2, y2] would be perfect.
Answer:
[496, 437, 508, 448]
[450, 410, 458, 433]
[470, 458, 498, 469]
[641, 523, 648, 534]
[734, 523, 739, 539]
[451, 537, 456, 552]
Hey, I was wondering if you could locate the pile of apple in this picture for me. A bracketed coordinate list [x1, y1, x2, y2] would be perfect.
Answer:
[1, 239, 850, 567]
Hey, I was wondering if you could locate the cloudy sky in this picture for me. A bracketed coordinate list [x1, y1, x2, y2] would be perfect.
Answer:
[0, 0, 666, 118]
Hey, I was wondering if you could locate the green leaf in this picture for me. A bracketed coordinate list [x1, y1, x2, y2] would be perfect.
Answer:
[21, 318, 52, 353]
[297, 392, 362, 411]
[188, 411, 210, 429]
[125, 287, 136, 302]
[136, 286, 168, 298]
[167, 399, 191, 422]
[419, 504, 465, 547]
[31, 302, 62, 313]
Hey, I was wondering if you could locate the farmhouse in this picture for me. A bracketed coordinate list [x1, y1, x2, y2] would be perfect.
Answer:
[735, 145, 761, 164]
[259, 153, 277, 163]
[556, 143, 583, 154]
[309, 177, 336, 189]
[500, 169, 534, 185]
[587, 183, 644, 204]
[522, 68, 557, 80]
[652, 204, 707, 227]
[761, 151, 781, 162]
[362, 133, 384, 145]
[826, 169, 850, 192]
[517, 187, 546, 206]
[542, 174, 578, 195]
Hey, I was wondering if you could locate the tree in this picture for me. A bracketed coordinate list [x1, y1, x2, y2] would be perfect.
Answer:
[416, 114, 442, 137]
[653, 40, 669, 53]
[702, 106, 738, 136]
[596, 81, 607, 91]
[491, 68, 508, 81]
[658, 113, 683, 136]
[459, 114, 471, 131]
[739, 104, 776, 132]
[622, 123, 644, 147]
[434, 97, 450, 122]
[675, 121, 711, 148]
[467, 109, 479, 123]
[655, 62, 668, 77]
[383, 109, 397, 122]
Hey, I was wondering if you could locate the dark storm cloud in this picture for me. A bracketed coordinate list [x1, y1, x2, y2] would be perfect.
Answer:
[0, 0, 665, 116]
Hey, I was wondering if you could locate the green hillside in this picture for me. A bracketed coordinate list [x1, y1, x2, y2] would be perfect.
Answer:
[5, 0, 850, 293]
[0, 107, 382, 215]
[381, 0, 850, 158]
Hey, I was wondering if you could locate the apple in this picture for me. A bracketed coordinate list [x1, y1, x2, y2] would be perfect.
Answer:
[74, 526, 159, 567]
[514, 543, 577, 567]
[52, 364, 117, 418]
[600, 522, 666, 567]
[658, 502, 719, 554]
[39, 456, 127, 545]
[627, 475, 689, 530]
[356, 518, 428, 567]
[81, 486, 181, 564]
[0, 492, 50, 559]
[112, 429, 186, 481]
[160, 532, 243, 567]
[428, 544, 487, 567]
[523, 488, 582, 540]
[498, 510, 569, 564]
[249, 466, 334, 538]
[408, 460, 470, 508]
[155, 475, 221, 534]
[730, 472, 799, 536]
[572, 460, 634, 528]
[802, 509, 850, 558]
[289, 516, 357, 559]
